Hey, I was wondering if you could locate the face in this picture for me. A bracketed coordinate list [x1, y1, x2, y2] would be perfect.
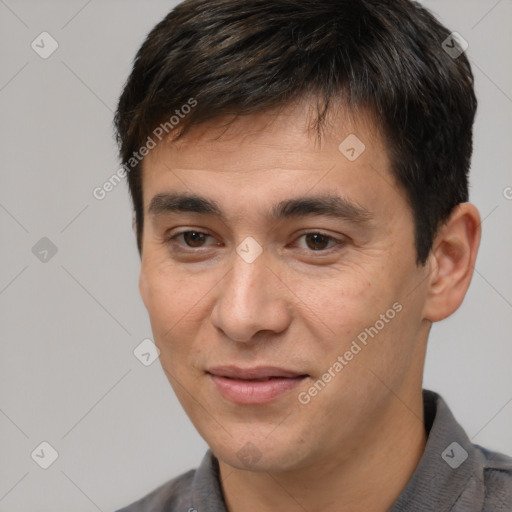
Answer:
[138, 100, 432, 473]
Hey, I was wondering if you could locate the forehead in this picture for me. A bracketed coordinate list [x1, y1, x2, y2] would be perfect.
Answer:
[144, 101, 385, 168]
[140, 100, 403, 221]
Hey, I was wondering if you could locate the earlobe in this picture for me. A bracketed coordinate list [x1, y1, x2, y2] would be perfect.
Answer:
[422, 203, 481, 322]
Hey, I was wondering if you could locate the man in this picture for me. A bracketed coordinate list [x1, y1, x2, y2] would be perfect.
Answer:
[114, 0, 512, 510]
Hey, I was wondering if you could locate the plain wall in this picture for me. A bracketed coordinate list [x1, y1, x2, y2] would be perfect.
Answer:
[0, 1, 510, 510]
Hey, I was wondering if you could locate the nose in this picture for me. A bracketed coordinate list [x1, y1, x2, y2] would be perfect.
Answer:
[210, 246, 292, 344]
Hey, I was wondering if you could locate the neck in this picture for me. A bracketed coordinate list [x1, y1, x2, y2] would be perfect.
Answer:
[218, 389, 427, 512]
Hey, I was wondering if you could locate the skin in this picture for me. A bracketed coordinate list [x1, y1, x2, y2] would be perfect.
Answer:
[138, 98, 481, 512]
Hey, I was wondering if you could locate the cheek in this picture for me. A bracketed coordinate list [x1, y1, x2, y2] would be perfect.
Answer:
[297, 267, 408, 365]
[297, 271, 377, 337]
[140, 261, 185, 338]
[141, 263, 215, 357]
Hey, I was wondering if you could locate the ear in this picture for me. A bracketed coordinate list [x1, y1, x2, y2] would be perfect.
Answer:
[422, 203, 481, 322]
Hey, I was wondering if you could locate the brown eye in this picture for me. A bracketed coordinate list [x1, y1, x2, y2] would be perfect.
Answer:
[182, 231, 208, 247]
[304, 233, 334, 251]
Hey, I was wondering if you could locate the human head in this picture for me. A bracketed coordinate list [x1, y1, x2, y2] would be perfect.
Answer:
[113, 0, 481, 478]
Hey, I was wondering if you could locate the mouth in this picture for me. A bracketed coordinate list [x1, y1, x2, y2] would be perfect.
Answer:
[207, 366, 309, 405]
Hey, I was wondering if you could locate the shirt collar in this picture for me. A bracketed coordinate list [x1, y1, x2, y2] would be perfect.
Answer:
[389, 389, 486, 512]
[190, 444, 228, 512]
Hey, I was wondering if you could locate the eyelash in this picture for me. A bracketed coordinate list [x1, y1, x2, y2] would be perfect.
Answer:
[166, 230, 346, 254]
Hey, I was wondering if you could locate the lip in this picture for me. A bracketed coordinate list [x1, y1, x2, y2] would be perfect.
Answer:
[207, 366, 308, 405]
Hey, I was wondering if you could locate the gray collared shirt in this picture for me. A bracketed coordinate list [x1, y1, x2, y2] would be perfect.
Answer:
[115, 390, 512, 511]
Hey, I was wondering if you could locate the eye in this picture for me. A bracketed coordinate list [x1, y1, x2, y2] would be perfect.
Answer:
[294, 232, 344, 252]
[168, 230, 214, 249]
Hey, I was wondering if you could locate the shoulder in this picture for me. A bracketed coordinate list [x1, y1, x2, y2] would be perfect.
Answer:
[420, 390, 511, 511]
[476, 444, 512, 511]
[114, 468, 196, 512]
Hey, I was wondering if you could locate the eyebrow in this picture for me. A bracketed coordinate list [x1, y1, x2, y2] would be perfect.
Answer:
[148, 192, 374, 225]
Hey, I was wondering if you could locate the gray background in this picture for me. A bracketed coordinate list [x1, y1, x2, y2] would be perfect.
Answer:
[0, 1, 511, 510]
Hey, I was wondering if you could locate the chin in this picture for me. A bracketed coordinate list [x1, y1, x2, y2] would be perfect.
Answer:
[210, 433, 310, 473]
